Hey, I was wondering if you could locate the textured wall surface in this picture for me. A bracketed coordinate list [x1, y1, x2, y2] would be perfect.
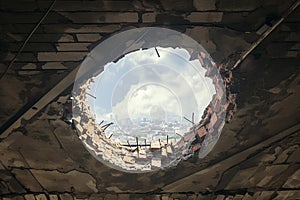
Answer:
[0, 0, 299, 199]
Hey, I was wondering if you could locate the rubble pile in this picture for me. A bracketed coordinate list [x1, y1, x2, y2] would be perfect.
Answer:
[72, 79, 186, 172]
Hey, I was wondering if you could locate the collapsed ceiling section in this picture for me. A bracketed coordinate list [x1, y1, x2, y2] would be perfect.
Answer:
[70, 27, 229, 172]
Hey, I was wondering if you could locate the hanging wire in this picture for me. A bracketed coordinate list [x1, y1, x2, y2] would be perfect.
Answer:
[0, 0, 57, 80]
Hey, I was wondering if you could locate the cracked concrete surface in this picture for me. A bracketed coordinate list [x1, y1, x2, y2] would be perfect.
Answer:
[0, 0, 300, 199]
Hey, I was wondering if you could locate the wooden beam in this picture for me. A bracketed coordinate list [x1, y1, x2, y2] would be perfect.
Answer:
[162, 122, 300, 192]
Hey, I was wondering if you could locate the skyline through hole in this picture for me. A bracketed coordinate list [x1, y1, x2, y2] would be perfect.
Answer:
[86, 47, 216, 146]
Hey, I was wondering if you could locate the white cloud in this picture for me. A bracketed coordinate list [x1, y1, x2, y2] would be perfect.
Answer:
[117, 83, 182, 119]
[89, 47, 216, 128]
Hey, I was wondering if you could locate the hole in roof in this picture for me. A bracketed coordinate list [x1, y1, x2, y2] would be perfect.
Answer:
[71, 27, 226, 173]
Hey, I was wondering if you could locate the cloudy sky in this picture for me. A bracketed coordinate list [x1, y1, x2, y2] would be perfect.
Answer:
[87, 47, 215, 130]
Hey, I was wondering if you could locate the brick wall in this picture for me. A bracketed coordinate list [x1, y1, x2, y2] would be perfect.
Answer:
[0, 0, 300, 199]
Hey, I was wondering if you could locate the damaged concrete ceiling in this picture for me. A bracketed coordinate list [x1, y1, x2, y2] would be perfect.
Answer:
[0, 0, 299, 199]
